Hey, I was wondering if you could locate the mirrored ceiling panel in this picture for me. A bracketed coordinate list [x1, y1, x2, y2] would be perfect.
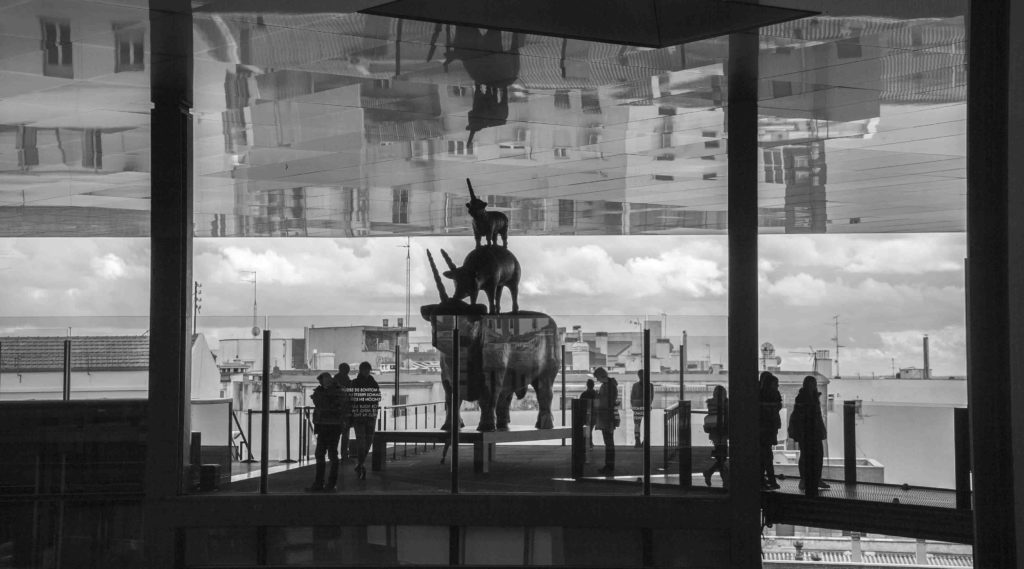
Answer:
[0, 0, 967, 236]
[0, 0, 151, 236]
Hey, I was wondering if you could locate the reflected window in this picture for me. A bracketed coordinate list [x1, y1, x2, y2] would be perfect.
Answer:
[16, 126, 39, 169]
[656, 153, 675, 161]
[392, 186, 409, 224]
[82, 129, 102, 169]
[447, 140, 473, 156]
[558, 200, 574, 227]
[554, 89, 571, 109]
[41, 19, 73, 78]
[553, 147, 569, 159]
[113, 23, 144, 72]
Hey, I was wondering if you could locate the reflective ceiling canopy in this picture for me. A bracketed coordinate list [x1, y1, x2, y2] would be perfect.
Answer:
[0, 0, 967, 237]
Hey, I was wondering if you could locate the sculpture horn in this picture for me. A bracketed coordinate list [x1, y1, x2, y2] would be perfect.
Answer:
[466, 178, 477, 200]
[440, 249, 457, 272]
[426, 250, 449, 301]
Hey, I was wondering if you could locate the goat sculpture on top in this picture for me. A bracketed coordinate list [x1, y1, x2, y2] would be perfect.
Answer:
[465, 178, 509, 249]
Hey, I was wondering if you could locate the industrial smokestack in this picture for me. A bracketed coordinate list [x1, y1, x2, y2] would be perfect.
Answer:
[923, 335, 930, 380]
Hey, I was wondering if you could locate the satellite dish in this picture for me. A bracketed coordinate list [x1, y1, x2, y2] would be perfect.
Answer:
[251, 326, 261, 337]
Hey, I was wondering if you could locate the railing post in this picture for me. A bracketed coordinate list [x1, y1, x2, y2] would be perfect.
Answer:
[571, 398, 585, 479]
[282, 409, 296, 463]
[954, 407, 971, 509]
[844, 400, 857, 485]
[260, 329, 270, 494]
[680, 401, 691, 488]
[62, 338, 71, 401]
[451, 320, 461, 494]
[243, 409, 257, 463]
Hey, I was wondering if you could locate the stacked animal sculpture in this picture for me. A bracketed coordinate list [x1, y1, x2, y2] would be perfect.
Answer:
[421, 251, 557, 432]
[465, 179, 509, 249]
[440, 246, 518, 315]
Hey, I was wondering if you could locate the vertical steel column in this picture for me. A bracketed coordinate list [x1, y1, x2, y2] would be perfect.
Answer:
[62, 339, 71, 401]
[680, 400, 692, 488]
[144, 0, 193, 563]
[954, 407, 971, 510]
[843, 401, 857, 485]
[282, 410, 296, 463]
[680, 330, 687, 402]
[571, 398, 586, 479]
[643, 329, 651, 496]
[451, 321, 460, 495]
[727, 27, 761, 567]
[260, 330, 270, 494]
[967, 0, 1018, 564]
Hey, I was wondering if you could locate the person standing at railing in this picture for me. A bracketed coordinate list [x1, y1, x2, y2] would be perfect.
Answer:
[788, 375, 829, 491]
[759, 371, 782, 490]
[349, 362, 382, 480]
[579, 378, 598, 451]
[702, 385, 729, 488]
[630, 368, 654, 448]
[333, 363, 353, 460]
[592, 367, 620, 476]
[307, 372, 344, 492]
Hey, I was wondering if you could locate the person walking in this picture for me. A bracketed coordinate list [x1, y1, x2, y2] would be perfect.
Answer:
[307, 372, 343, 492]
[579, 378, 598, 451]
[630, 369, 654, 447]
[333, 363, 353, 460]
[702, 385, 729, 488]
[759, 371, 783, 490]
[349, 362, 381, 480]
[788, 375, 829, 491]
[592, 367, 620, 476]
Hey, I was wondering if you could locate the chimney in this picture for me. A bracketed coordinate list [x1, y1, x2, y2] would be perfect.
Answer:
[923, 335, 930, 380]
[596, 332, 609, 355]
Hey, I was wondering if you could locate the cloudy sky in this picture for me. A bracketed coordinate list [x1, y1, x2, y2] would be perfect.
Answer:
[0, 232, 966, 377]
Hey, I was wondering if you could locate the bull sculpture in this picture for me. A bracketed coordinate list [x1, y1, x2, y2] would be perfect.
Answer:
[440, 245, 519, 315]
[422, 251, 558, 432]
[465, 179, 509, 249]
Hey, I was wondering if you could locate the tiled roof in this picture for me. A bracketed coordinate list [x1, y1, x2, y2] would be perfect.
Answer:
[0, 336, 149, 372]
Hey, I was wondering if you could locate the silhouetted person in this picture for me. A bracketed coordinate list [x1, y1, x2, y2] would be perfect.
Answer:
[307, 372, 343, 492]
[630, 369, 654, 447]
[592, 367, 620, 476]
[759, 371, 782, 490]
[333, 363, 353, 459]
[579, 378, 598, 451]
[788, 375, 829, 492]
[349, 362, 381, 480]
[702, 385, 729, 488]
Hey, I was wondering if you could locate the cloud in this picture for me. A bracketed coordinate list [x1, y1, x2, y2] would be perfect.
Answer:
[91, 254, 127, 279]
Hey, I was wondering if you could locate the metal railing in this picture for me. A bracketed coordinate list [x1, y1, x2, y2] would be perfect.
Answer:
[229, 408, 253, 462]
[378, 400, 446, 461]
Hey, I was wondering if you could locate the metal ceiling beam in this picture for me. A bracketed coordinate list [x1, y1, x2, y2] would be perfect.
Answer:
[364, 0, 816, 48]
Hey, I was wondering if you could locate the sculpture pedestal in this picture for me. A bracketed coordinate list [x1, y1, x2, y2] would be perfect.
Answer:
[372, 426, 573, 474]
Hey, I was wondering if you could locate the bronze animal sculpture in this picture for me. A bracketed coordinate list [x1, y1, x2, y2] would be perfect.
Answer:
[440, 246, 519, 315]
[422, 251, 557, 432]
[465, 179, 509, 249]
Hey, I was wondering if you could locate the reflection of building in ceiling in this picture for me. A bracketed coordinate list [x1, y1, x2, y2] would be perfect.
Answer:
[0, 7, 967, 236]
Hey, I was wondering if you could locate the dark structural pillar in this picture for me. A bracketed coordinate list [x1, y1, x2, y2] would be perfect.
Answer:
[643, 329, 651, 496]
[967, 0, 1023, 565]
[727, 27, 761, 567]
[451, 322, 460, 495]
[144, 0, 193, 564]
[953, 407, 971, 510]
[260, 330, 270, 494]
[843, 400, 857, 485]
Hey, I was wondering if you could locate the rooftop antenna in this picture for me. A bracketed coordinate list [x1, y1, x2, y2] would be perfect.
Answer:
[831, 314, 844, 379]
[789, 346, 819, 372]
[399, 237, 411, 328]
